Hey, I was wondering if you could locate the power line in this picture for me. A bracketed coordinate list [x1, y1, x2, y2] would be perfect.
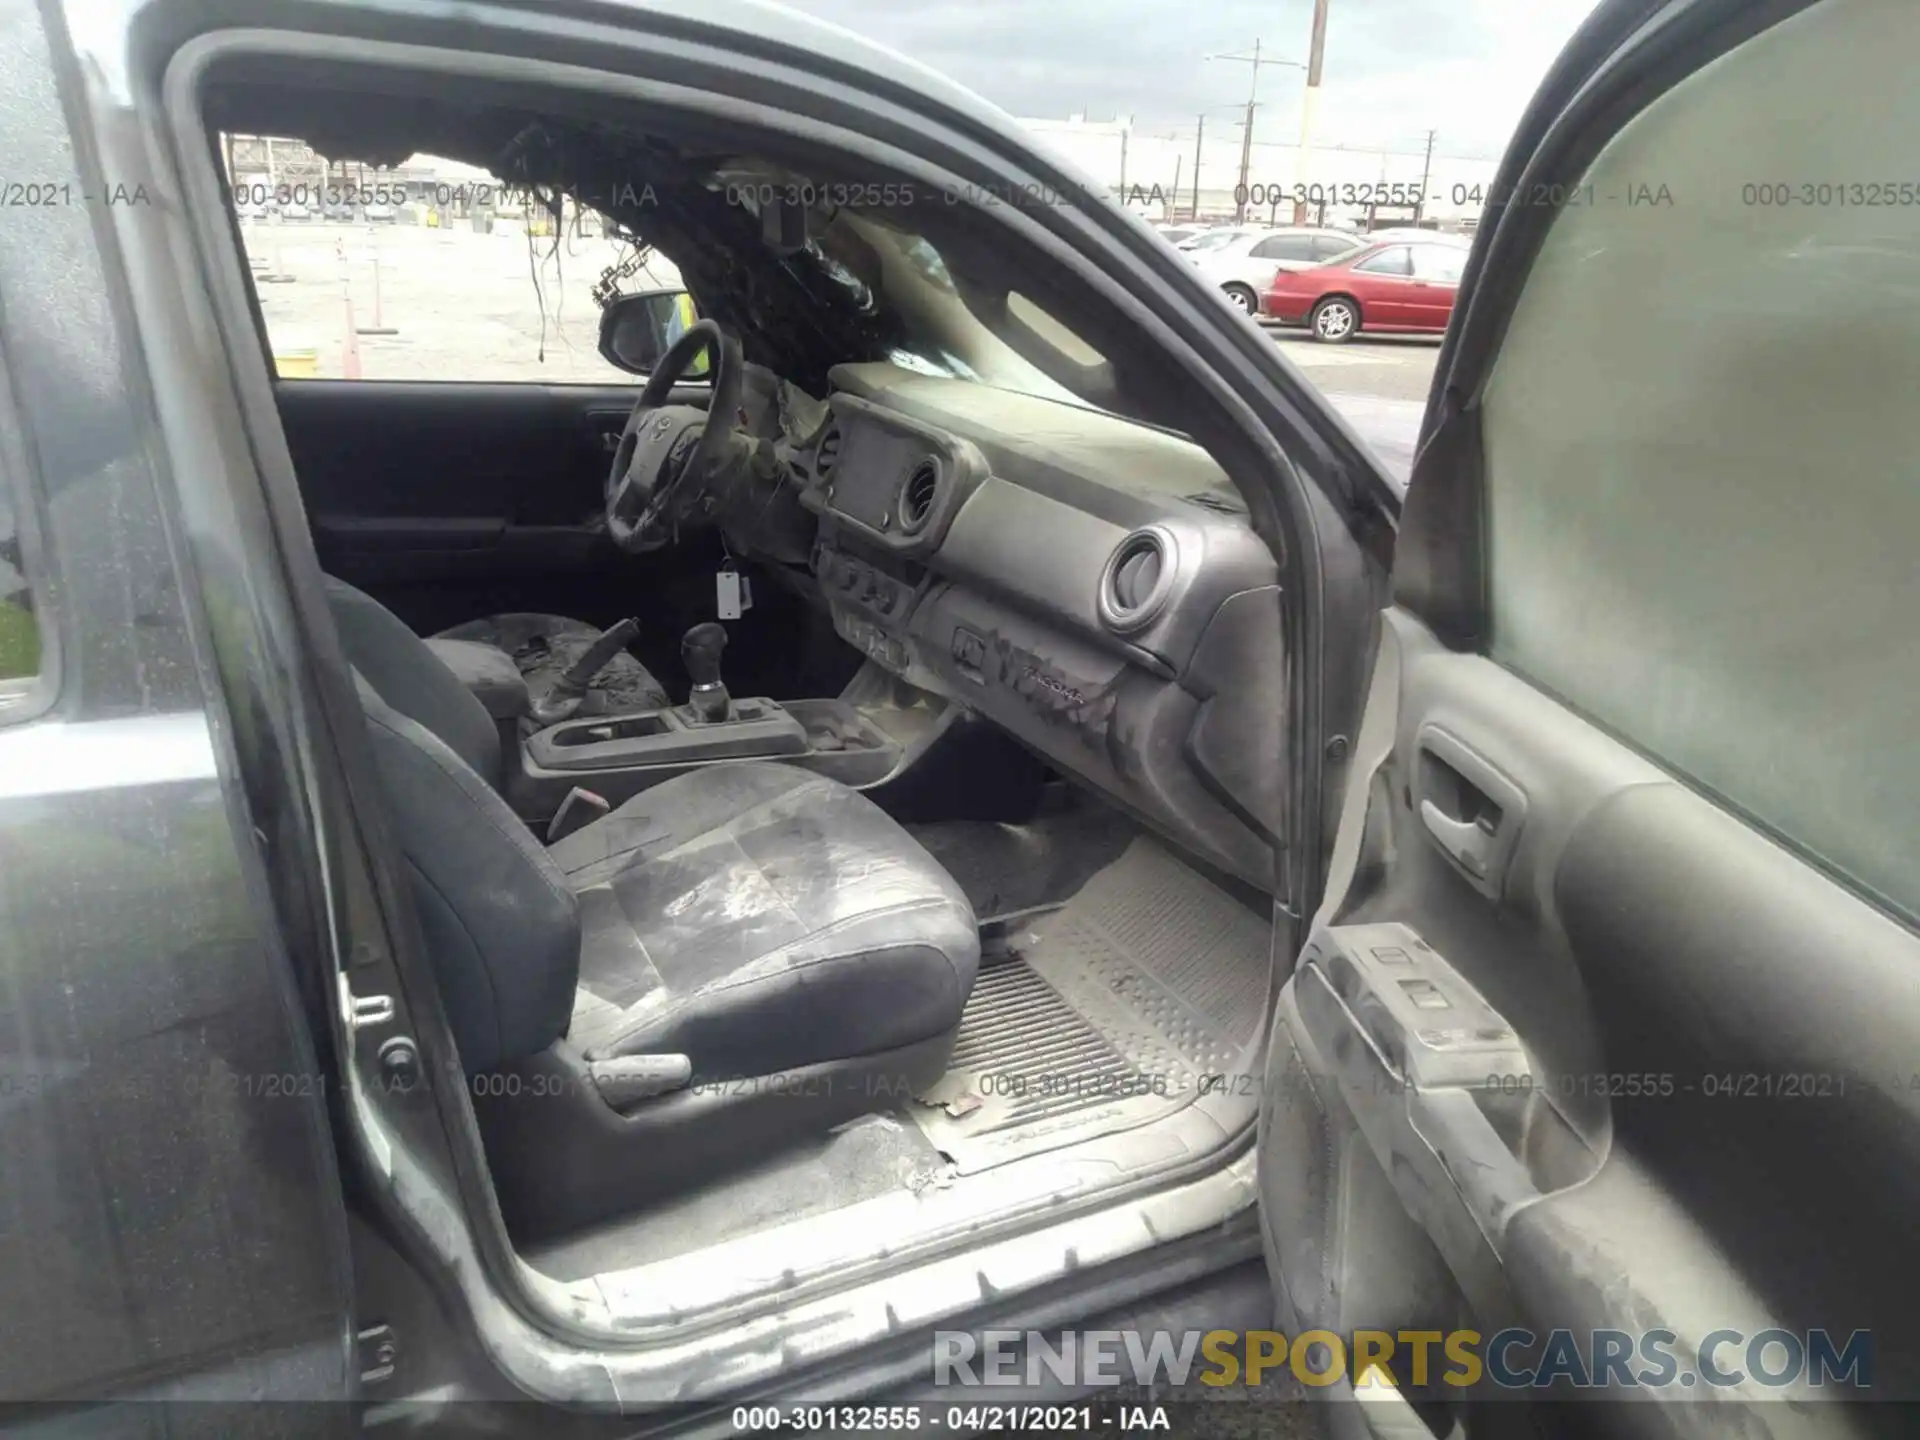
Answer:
[1204, 40, 1306, 222]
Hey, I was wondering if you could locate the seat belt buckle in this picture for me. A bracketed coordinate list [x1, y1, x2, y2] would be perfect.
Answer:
[546, 786, 611, 843]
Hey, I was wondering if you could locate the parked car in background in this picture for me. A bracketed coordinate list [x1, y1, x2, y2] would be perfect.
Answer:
[365, 201, 396, 222]
[1152, 223, 1207, 246]
[1362, 225, 1457, 242]
[280, 199, 311, 221]
[1264, 236, 1468, 341]
[1188, 227, 1363, 314]
[1175, 225, 1251, 252]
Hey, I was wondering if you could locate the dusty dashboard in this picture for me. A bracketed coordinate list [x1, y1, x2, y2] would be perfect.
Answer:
[793, 365, 1291, 891]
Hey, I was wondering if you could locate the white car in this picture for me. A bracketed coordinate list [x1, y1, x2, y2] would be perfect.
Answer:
[1175, 226, 1253, 253]
[1363, 226, 1467, 243]
[1152, 223, 1208, 247]
[1187, 227, 1365, 314]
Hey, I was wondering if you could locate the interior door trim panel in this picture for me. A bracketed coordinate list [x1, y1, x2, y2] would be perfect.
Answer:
[1260, 608, 1920, 1424]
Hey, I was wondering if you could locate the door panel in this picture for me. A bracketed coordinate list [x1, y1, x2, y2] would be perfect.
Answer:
[1262, 611, 1917, 1435]
[1, 1, 357, 1414]
[1352, 276, 1415, 328]
[1402, 281, 1452, 331]
[278, 378, 709, 638]
[1262, 7, 1920, 1433]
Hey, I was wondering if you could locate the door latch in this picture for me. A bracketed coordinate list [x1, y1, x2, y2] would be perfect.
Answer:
[338, 973, 396, 1031]
[358, 1324, 397, 1385]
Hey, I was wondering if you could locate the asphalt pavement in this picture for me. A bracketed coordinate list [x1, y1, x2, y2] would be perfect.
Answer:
[1266, 327, 1439, 403]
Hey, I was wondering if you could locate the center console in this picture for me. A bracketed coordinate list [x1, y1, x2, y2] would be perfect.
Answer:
[502, 621, 908, 821]
[511, 695, 902, 817]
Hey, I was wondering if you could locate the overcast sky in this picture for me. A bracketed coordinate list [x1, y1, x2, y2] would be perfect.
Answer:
[778, 0, 1601, 160]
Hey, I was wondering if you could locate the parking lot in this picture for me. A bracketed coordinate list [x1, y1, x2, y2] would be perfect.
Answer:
[242, 218, 667, 384]
[1267, 328, 1439, 403]
[242, 218, 1438, 408]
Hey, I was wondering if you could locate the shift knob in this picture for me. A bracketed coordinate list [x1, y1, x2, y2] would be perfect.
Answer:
[681, 622, 728, 686]
[681, 622, 731, 722]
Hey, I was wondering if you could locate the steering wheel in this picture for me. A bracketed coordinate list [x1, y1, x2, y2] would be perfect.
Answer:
[605, 318, 745, 552]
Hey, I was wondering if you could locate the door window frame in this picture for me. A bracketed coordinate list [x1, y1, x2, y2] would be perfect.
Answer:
[1352, 245, 1412, 276]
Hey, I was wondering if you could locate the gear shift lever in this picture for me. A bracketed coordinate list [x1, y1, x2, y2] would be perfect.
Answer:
[681, 622, 732, 723]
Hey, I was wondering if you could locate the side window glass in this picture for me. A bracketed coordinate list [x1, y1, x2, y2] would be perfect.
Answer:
[1315, 236, 1359, 260]
[223, 136, 682, 383]
[1353, 246, 1411, 276]
[1252, 236, 1316, 261]
[1411, 246, 1465, 282]
[1480, 0, 1920, 919]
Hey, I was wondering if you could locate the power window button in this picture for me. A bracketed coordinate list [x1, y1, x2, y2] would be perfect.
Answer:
[951, 626, 987, 674]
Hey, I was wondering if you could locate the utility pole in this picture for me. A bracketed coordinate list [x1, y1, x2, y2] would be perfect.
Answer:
[1292, 0, 1332, 224]
[1415, 128, 1437, 224]
[1206, 40, 1303, 224]
[1233, 38, 1260, 225]
[1235, 99, 1257, 225]
[1171, 151, 1182, 221]
[1191, 113, 1205, 221]
[1119, 125, 1129, 200]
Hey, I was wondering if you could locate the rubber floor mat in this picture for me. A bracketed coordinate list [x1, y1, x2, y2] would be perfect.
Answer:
[905, 805, 1137, 922]
[914, 838, 1272, 1171]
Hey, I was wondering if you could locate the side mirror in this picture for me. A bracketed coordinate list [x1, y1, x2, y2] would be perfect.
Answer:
[597, 289, 710, 378]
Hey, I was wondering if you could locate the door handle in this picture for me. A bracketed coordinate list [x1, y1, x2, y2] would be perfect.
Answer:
[1414, 724, 1527, 898]
[1419, 802, 1496, 878]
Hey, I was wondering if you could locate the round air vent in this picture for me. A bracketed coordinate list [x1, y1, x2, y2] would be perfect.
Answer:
[896, 459, 940, 535]
[815, 423, 843, 481]
[1097, 526, 1179, 633]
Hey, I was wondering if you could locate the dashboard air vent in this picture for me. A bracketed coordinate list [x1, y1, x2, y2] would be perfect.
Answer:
[815, 423, 842, 481]
[1097, 526, 1179, 633]
[897, 460, 940, 534]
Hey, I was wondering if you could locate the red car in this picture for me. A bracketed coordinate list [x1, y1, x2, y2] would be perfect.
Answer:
[1263, 237, 1469, 342]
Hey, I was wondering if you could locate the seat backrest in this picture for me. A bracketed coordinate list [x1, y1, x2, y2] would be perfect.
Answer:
[323, 575, 500, 785]
[353, 673, 581, 1073]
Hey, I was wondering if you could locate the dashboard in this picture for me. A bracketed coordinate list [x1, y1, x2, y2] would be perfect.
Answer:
[784, 363, 1290, 891]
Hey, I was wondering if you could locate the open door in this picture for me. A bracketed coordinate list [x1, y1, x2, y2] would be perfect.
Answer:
[1257, 0, 1920, 1435]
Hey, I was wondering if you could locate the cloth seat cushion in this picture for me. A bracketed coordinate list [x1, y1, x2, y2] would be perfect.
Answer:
[549, 762, 981, 1083]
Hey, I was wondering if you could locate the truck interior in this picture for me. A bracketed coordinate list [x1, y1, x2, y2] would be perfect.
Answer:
[14, 0, 1918, 1427]
[192, 48, 1322, 1351]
